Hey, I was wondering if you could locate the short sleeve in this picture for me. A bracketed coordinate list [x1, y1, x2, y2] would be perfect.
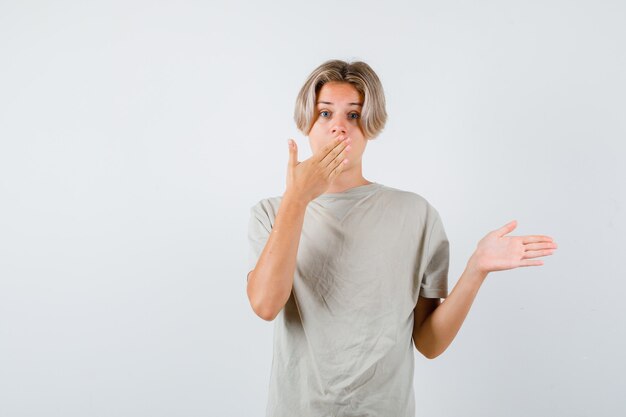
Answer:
[247, 200, 272, 282]
[419, 213, 449, 298]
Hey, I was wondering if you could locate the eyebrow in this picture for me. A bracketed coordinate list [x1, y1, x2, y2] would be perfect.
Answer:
[316, 101, 363, 107]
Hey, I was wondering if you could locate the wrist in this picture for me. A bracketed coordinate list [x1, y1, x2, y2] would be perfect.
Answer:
[282, 189, 310, 208]
[466, 254, 489, 282]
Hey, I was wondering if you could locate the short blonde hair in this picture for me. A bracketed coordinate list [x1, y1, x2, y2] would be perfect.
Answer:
[293, 59, 387, 140]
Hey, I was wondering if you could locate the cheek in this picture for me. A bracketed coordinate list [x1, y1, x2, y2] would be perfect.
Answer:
[352, 140, 368, 157]
[311, 116, 324, 128]
[308, 137, 327, 155]
[308, 121, 323, 137]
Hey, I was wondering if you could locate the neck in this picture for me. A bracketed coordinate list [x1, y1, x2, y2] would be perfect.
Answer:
[323, 164, 372, 194]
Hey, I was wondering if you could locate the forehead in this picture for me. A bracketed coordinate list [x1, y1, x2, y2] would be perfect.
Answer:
[316, 82, 362, 104]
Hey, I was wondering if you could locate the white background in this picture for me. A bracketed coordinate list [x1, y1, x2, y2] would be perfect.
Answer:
[1, 1, 624, 416]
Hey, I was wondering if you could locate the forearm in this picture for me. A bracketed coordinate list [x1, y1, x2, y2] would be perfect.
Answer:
[247, 191, 309, 321]
[414, 256, 488, 359]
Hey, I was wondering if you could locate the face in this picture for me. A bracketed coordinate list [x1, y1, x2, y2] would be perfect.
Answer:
[308, 81, 367, 167]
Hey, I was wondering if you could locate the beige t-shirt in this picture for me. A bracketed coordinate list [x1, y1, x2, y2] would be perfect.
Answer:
[247, 182, 449, 417]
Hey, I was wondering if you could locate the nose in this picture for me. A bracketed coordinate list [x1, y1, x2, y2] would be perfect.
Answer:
[331, 124, 347, 136]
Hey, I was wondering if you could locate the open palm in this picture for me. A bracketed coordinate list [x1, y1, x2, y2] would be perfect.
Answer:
[471, 220, 558, 274]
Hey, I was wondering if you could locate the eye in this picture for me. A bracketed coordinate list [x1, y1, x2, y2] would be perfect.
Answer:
[349, 112, 360, 119]
[320, 110, 330, 118]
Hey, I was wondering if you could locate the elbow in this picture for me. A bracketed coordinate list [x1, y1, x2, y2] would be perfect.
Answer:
[257, 307, 278, 322]
[414, 339, 440, 360]
[422, 347, 444, 360]
[247, 271, 280, 321]
[251, 301, 280, 321]
[423, 351, 440, 360]
[418, 347, 439, 360]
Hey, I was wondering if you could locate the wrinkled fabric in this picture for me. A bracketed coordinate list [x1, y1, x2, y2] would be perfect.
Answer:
[247, 182, 449, 417]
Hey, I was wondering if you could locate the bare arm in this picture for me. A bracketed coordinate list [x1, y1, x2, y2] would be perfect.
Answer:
[412, 296, 441, 355]
[246, 135, 351, 321]
[246, 192, 308, 321]
[413, 261, 486, 359]
[413, 220, 557, 359]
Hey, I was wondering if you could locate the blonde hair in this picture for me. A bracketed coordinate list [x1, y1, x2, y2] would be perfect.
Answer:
[293, 59, 387, 140]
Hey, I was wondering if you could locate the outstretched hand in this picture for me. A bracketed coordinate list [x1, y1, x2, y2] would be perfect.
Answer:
[469, 220, 557, 275]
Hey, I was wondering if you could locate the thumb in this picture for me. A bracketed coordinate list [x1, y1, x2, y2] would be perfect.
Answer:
[497, 219, 517, 237]
[287, 138, 298, 166]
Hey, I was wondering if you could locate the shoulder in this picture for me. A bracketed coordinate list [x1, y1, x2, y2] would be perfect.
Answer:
[249, 195, 283, 223]
[377, 184, 442, 221]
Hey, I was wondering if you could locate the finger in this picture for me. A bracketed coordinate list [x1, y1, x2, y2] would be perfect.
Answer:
[324, 140, 351, 173]
[321, 137, 351, 168]
[288, 138, 298, 166]
[328, 155, 349, 181]
[317, 135, 349, 163]
[522, 249, 555, 259]
[518, 259, 544, 267]
[524, 242, 558, 251]
[314, 135, 343, 161]
[522, 235, 555, 244]
[324, 140, 351, 169]
[497, 220, 517, 237]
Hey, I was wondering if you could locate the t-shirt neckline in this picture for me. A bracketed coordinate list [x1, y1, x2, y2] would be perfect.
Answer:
[315, 182, 383, 199]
